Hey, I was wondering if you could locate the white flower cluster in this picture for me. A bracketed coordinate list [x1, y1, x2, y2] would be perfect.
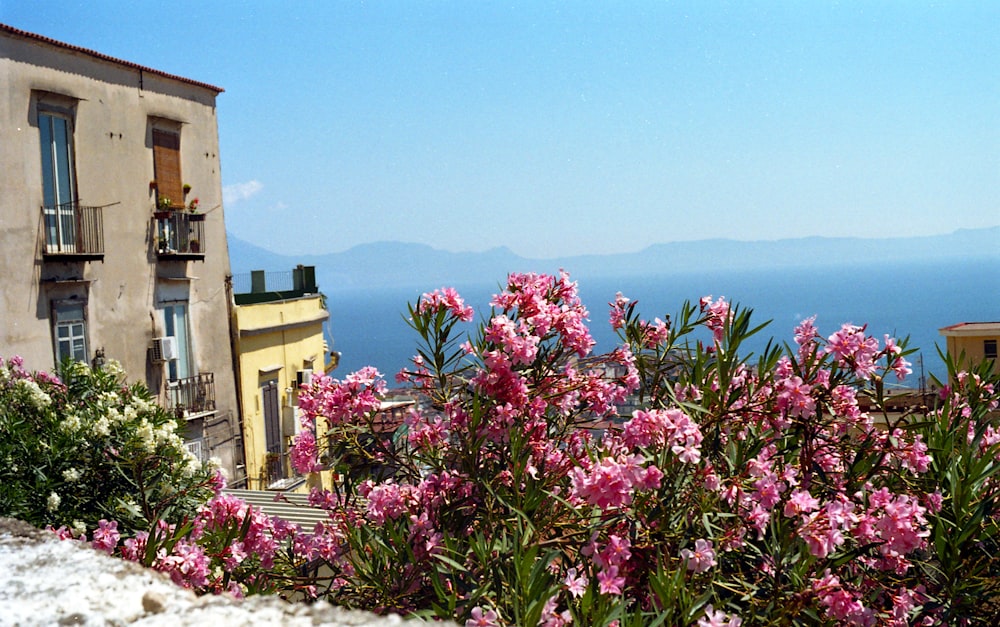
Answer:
[16, 378, 51, 409]
[91, 415, 111, 437]
[62, 468, 81, 482]
[103, 358, 126, 381]
[46, 491, 60, 512]
[60, 412, 82, 433]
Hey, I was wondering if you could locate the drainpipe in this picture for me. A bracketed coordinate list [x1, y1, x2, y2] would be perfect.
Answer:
[225, 274, 248, 489]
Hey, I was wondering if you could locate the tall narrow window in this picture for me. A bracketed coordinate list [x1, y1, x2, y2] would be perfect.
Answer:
[985, 339, 998, 360]
[39, 112, 77, 252]
[261, 380, 286, 480]
[152, 129, 183, 208]
[52, 301, 87, 365]
[162, 303, 192, 381]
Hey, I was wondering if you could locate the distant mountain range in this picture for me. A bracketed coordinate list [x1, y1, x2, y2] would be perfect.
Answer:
[227, 226, 1000, 292]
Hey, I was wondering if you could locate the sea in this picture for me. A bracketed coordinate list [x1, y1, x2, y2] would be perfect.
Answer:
[323, 257, 999, 388]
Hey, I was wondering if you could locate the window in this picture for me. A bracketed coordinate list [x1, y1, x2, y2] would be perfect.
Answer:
[39, 111, 77, 252]
[986, 339, 998, 360]
[52, 301, 87, 364]
[162, 303, 193, 381]
[152, 128, 183, 208]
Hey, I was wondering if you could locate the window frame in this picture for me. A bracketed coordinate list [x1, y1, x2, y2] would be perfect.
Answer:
[985, 339, 998, 360]
[162, 301, 194, 382]
[51, 300, 89, 366]
[38, 106, 79, 252]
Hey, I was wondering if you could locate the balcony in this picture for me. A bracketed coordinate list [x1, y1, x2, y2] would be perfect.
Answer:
[166, 372, 216, 417]
[41, 202, 104, 260]
[232, 265, 318, 305]
[155, 210, 205, 260]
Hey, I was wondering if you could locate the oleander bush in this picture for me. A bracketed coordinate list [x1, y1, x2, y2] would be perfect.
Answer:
[282, 272, 1000, 625]
[9, 271, 1000, 625]
[0, 357, 218, 533]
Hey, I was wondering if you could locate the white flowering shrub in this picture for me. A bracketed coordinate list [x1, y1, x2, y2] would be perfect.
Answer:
[0, 356, 220, 533]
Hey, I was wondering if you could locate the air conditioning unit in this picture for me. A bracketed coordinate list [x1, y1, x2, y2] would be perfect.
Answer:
[296, 368, 313, 387]
[151, 336, 179, 362]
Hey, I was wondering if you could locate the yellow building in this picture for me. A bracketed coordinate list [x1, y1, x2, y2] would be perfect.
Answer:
[939, 322, 1000, 376]
[231, 266, 330, 491]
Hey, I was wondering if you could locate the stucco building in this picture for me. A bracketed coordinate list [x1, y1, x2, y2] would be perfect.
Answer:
[939, 322, 1000, 376]
[231, 266, 330, 490]
[0, 24, 242, 480]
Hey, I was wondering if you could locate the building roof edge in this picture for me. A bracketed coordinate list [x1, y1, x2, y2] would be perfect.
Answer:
[0, 23, 224, 94]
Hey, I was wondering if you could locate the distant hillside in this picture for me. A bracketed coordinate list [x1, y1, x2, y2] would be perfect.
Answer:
[228, 226, 1000, 292]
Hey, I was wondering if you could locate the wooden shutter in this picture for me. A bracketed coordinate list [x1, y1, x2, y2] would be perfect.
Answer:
[152, 129, 183, 208]
[262, 381, 282, 454]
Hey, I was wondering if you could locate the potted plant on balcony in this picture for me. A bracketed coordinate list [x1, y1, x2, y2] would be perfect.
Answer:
[153, 196, 173, 220]
[187, 197, 205, 221]
[188, 239, 200, 253]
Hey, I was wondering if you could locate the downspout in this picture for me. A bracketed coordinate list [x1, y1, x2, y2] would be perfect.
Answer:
[225, 274, 248, 488]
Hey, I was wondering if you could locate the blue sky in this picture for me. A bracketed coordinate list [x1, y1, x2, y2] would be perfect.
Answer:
[5, 1, 998, 258]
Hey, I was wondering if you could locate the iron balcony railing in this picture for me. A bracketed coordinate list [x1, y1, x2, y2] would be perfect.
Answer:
[232, 266, 319, 305]
[265, 450, 289, 484]
[155, 210, 205, 258]
[41, 202, 105, 258]
[166, 372, 216, 416]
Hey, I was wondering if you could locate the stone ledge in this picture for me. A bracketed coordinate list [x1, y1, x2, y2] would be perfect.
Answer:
[0, 517, 446, 626]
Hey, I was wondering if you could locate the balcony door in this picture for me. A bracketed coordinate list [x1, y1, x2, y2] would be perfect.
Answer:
[261, 380, 285, 480]
[39, 112, 77, 252]
[162, 303, 192, 382]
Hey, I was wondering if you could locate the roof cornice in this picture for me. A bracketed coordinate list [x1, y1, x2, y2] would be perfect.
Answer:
[1, 23, 224, 94]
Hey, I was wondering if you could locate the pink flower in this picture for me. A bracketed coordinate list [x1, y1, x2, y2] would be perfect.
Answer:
[419, 286, 474, 321]
[596, 564, 625, 595]
[783, 489, 820, 518]
[776, 375, 815, 419]
[698, 605, 743, 627]
[564, 567, 588, 598]
[466, 606, 499, 627]
[91, 519, 119, 554]
[569, 454, 661, 510]
[609, 292, 630, 329]
[700, 295, 732, 342]
[289, 428, 321, 474]
[681, 538, 717, 573]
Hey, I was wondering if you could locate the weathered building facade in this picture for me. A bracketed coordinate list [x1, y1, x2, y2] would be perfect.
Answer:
[0, 24, 242, 480]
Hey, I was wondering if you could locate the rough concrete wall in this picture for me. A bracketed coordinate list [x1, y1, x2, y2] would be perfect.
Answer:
[0, 517, 447, 626]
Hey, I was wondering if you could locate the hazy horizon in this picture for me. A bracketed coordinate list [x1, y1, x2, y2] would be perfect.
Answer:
[229, 224, 1000, 261]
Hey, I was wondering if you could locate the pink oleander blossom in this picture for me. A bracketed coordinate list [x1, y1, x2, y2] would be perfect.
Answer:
[91, 519, 119, 554]
[418, 286, 474, 322]
[570, 454, 662, 510]
[700, 295, 732, 342]
[466, 606, 499, 627]
[298, 368, 386, 428]
[776, 375, 815, 419]
[564, 567, 588, 597]
[698, 605, 743, 627]
[681, 538, 717, 573]
[597, 564, 626, 595]
[289, 428, 321, 474]
[609, 292, 630, 330]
